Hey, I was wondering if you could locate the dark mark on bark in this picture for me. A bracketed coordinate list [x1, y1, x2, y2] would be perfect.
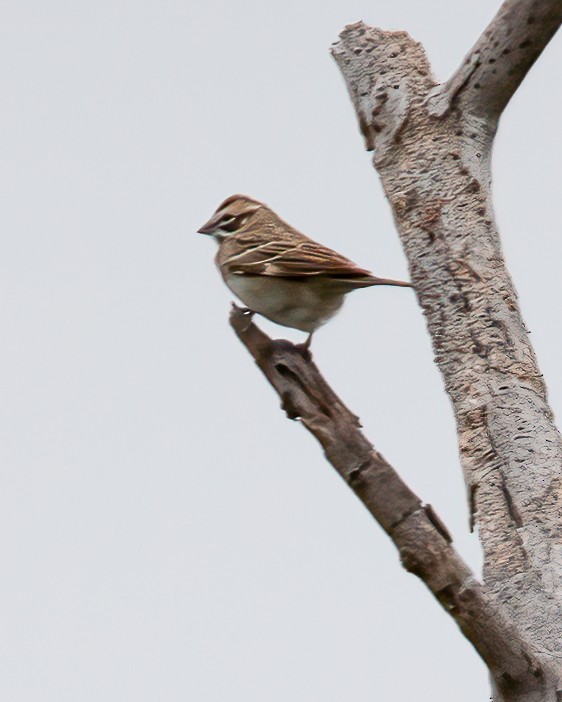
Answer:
[425, 504, 453, 542]
[500, 472, 523, 528]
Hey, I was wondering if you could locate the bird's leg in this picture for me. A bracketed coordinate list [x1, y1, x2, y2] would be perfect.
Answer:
[295, 333, 313, 359]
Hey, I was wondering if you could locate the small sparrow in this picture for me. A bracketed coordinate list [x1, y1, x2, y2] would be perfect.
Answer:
[198, 194, 412, 344]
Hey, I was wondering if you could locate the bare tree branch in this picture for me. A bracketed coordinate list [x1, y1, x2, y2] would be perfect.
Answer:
[427, 0, 562, 120]
[229, 305, 556, 698]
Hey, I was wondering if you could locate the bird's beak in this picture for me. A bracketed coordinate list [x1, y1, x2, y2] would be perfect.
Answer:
[197, 216, 218, 235]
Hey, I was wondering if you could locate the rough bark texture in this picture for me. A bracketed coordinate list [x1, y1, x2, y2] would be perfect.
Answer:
[229, 0, 562, 699]
[329, 0, 562, 698]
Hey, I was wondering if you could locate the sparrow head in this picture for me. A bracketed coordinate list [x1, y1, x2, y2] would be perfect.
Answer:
[197, 194, 263, 240]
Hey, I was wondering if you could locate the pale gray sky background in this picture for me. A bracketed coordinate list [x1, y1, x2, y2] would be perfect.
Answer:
[0, 1, 560, 700]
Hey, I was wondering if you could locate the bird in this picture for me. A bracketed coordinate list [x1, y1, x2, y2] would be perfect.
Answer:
[197, 194, 412, 346]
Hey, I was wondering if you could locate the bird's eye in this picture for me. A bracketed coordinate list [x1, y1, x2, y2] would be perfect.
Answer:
[221, 216, 240, 232]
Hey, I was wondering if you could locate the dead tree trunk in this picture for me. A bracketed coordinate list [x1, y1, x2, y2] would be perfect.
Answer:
[230, 0, 562, 699]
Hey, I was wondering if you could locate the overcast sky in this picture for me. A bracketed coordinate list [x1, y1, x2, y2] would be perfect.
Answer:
[0, 1, 560, 700]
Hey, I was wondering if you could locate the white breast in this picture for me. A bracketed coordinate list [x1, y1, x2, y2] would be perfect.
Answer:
[224, 274, 345, 333]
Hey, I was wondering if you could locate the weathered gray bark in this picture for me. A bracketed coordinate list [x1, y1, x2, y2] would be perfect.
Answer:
[230, 0, 562, 699]
[330, 1, 562, 697]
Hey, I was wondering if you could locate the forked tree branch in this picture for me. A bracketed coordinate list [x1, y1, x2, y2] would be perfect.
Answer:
[230, 305, 555, 698]
[427, 0, 562, 120]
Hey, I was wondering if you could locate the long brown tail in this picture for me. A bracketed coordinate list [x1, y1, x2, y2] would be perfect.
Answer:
[346, 275, 412, 289]
[367, 276, 413, 288]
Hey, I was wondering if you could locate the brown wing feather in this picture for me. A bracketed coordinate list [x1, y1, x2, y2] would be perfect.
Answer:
[224, 239, 374, 279]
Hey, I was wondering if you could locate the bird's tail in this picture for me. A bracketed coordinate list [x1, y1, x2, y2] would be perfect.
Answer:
[351, 275, 413, 289]
[369, 276, 412, 288]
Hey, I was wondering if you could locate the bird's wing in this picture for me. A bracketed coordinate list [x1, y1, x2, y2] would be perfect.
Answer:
[224, 239, 374, 279]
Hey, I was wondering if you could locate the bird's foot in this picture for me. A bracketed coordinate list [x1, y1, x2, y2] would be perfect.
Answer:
[230, 303, 255, 331]
[239, 307, 255, 331]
